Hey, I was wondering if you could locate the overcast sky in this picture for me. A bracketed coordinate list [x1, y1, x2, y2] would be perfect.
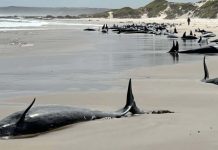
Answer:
[0, 0, 200, 8]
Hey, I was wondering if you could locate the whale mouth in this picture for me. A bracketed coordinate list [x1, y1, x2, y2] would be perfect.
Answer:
[0, 136, 11, 140]
[0, 134, 41, 140]
[0, 132, 41, 140]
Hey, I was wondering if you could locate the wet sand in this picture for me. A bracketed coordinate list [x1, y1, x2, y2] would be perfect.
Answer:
[0, 21, 205, 98]
[1, 56, 218, 149]
[0, 18, 218, 149]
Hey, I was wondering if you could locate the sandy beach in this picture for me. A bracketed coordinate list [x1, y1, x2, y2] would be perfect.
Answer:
[0, 18, 218, 149]
[86, 18, 218, 38]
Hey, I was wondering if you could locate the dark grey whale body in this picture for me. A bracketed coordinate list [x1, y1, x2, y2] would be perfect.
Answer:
[0, 79, 144, 139]
[168, 41, 218, 54]
[179, 46, 218, 54]
[202, 56, 218, 85]
[181, 32, 198, 40]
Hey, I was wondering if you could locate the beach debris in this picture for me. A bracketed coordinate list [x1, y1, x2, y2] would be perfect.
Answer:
[146, 110, 174, 114]
[9, 39, 34, 47]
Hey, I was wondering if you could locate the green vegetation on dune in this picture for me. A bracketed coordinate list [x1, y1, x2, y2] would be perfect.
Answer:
[112, 7, 142, 18]
[88, 11, 109, 18]
[142, 0, 168, 17]
[165, 2, 197, 19]
[87, 7, 142, 18]
[194, 0, 218, 18]
[87, 0, 218, 19]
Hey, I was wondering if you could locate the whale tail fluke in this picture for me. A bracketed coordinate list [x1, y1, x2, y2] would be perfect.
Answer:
[118, 79, 144, 115]
[203, 56, 209, 81]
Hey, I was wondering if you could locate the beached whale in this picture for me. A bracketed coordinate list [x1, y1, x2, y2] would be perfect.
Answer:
[169, 41, 218, 54]
[167, 34, 178, 39]
[198, 36, 208, 44]
[168, 41, 179, 53]
[210, 39, 218, 43]
[202, 56, 218, 85]
[181, 32, 198, 40]
[202, 32, 216, 38]
[84, 28, 96, 31]
[179, 45, 218, 54]
[0, 79, 145, 139]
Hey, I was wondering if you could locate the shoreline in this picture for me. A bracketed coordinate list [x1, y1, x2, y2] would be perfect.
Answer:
[0, 54, 207, 101]
[1, 17, 218, 100]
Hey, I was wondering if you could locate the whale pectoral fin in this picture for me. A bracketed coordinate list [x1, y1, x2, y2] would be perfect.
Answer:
[17, 98, 36, 125]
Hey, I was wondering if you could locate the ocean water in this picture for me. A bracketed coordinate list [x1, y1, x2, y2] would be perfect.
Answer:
[0, 18, 208, 99]
[0, 18, 48, 28]
[0, 18, 102, 30]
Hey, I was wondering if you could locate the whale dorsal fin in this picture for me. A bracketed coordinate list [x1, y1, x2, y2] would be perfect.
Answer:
[169, 41, 175, 53]
[125, 79, 144, 114]
[198, 36, 202, 43]
[182, 32, 186, 38]
[203, 56, 209, 80]
[175, 41, 179, 52]
[125, 78, 134, 108]
[17, 98, 36, 125]
[117, 79, 144, 116]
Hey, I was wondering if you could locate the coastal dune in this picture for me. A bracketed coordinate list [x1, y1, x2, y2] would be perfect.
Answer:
[1, 56, 218, 149]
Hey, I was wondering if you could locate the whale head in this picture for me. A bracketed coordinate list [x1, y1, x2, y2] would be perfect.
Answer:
[0, 99, 36, 139]
[0, 113, 21, 139]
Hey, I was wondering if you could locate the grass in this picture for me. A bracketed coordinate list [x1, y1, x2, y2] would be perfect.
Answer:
[86, 7, 142, 18]
[83, 0, 218, 19]
[194, 0, 218, 18]
[165, 3, 197, 19]
[143, 0, 168, 17]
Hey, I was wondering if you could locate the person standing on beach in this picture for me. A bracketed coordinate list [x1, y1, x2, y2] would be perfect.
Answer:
[187, 17, 191, 26]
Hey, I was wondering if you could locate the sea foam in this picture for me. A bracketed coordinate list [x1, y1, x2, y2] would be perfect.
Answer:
[0, 18, 48, 28]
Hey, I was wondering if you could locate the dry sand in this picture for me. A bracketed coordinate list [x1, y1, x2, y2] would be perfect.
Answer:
[1, 18, 218, 149]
